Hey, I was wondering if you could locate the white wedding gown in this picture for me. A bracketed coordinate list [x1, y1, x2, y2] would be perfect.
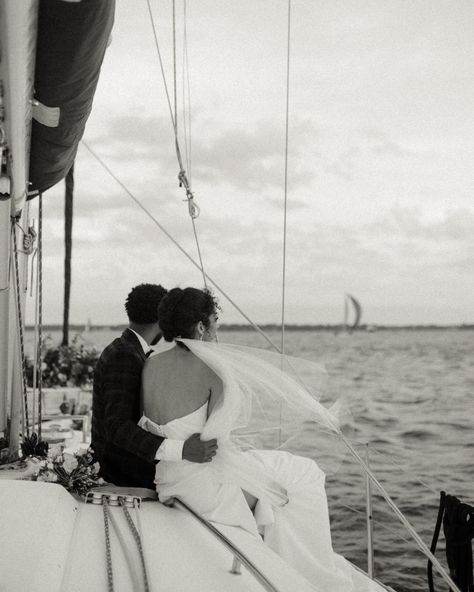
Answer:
[139, 401, 355, 591]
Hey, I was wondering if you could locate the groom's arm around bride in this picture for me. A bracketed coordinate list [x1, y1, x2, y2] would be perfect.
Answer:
[91, 283, 217, 489]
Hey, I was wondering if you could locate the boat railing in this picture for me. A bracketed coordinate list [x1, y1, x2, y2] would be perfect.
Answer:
[356, 440, 462, 592]
[174, 498, 283, 592]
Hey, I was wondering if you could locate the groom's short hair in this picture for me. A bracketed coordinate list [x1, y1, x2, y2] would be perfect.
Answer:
[125, 283, 167, 324]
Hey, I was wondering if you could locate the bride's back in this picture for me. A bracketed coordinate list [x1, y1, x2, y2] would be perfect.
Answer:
[142, 343, 222, 425]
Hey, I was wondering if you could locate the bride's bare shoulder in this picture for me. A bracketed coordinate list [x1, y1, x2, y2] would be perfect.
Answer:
[144, 345, 210, 373]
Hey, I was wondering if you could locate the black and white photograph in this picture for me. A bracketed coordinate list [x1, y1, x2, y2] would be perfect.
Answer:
[0, 1, 472, 591]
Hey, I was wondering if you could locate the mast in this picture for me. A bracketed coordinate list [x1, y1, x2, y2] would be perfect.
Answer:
[0, 0, 39, 460]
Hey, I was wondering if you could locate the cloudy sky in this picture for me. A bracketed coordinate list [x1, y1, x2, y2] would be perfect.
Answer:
[27, 0, 474, 326]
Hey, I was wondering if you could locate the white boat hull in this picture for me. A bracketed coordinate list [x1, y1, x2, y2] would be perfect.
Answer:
[0, 479, 391, 592]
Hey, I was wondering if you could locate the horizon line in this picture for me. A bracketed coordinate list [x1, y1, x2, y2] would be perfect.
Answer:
[25, 323, 474, 331]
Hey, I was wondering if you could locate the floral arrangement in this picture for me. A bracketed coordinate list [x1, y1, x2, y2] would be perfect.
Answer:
[24, 445, 103, 496]
[25, 334, 100, 389]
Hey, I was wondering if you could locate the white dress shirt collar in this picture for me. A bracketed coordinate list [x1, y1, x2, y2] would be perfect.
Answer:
[128, 328, 150, 355]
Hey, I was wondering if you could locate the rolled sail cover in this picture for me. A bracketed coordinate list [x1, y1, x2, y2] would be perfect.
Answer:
[28, 0, 115, 196]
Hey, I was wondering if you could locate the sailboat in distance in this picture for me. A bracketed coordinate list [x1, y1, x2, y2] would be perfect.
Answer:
[344, 293, 362, 333]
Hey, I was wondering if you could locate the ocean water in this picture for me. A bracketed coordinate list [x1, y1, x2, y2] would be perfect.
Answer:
[27, 327, 473, 592]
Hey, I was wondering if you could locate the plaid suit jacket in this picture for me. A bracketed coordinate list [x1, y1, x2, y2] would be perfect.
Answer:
[91, 328, 164, 488]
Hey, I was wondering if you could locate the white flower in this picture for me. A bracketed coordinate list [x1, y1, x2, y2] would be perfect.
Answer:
[22, 458, 42, 478]
[37, 472, 58, 483]
[48, 443, 64, 458]
[62, 453, 78, 472]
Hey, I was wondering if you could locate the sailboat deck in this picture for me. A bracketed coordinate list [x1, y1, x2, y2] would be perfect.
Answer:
[0, 479, 391, 592]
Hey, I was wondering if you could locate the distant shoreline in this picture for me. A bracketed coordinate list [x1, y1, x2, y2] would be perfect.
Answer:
[25, 323, 474, 332]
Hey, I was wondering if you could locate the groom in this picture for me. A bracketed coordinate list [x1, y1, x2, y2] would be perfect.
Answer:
[92, 283, 218, 489]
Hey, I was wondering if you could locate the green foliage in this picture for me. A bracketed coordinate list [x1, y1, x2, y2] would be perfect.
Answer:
[27, 447, 103, 496]
[20, 432, 49, 458]
[25, 334, 99, 389]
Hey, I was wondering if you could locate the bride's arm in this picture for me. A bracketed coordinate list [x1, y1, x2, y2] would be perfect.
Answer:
[207, 376, 223, 418]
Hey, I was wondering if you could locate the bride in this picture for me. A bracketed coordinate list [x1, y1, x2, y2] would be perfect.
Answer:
[140, 287, 354, 590]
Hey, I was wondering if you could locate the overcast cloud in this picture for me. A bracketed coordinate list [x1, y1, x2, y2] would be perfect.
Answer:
[26, 0, 474, 327]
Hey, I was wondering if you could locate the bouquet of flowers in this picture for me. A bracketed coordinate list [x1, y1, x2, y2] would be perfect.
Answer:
[25, 446, 104, 496]
[25, 334, 100, 389]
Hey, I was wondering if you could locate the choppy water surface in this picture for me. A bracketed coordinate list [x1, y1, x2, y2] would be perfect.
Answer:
[33, 328, 473, 591]
[226, 328, 473, 592]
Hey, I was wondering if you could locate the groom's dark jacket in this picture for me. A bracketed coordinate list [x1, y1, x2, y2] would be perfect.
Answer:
[92, 329, 164, 489]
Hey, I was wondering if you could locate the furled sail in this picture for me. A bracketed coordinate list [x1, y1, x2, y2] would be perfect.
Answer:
[344, 293, 362, 332]
[28, 0, 115, 197]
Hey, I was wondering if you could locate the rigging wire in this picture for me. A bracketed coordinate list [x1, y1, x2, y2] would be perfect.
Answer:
[146, 0, 207, 288]
[172, 0, 178, 135]
[335, 501, 413, 546]
[182, 0, 192, 183]
[280, 0, 291, 355]
[81, 140, 280, 352]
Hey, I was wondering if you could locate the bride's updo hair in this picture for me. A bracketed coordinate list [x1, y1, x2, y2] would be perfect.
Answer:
[158, 287, 220, 341]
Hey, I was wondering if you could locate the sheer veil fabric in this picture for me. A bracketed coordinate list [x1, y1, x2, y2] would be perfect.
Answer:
[176, 339, 350, 477]
[141, 339, 357, 589]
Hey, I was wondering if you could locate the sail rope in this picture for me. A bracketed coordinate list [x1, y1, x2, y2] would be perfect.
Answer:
[81, 140, 280, 352]
[30, 236, 38, 431]
[145, 0, 207, 288]
[99, 496, 151, 592]
[24, 199, 43, 440]
[36, 194, 44, 439]
[102, 497, 115, 592]
[104, 500, 142, 590]
[11, 220, 30, 438]
[120, 499, 150, 592]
